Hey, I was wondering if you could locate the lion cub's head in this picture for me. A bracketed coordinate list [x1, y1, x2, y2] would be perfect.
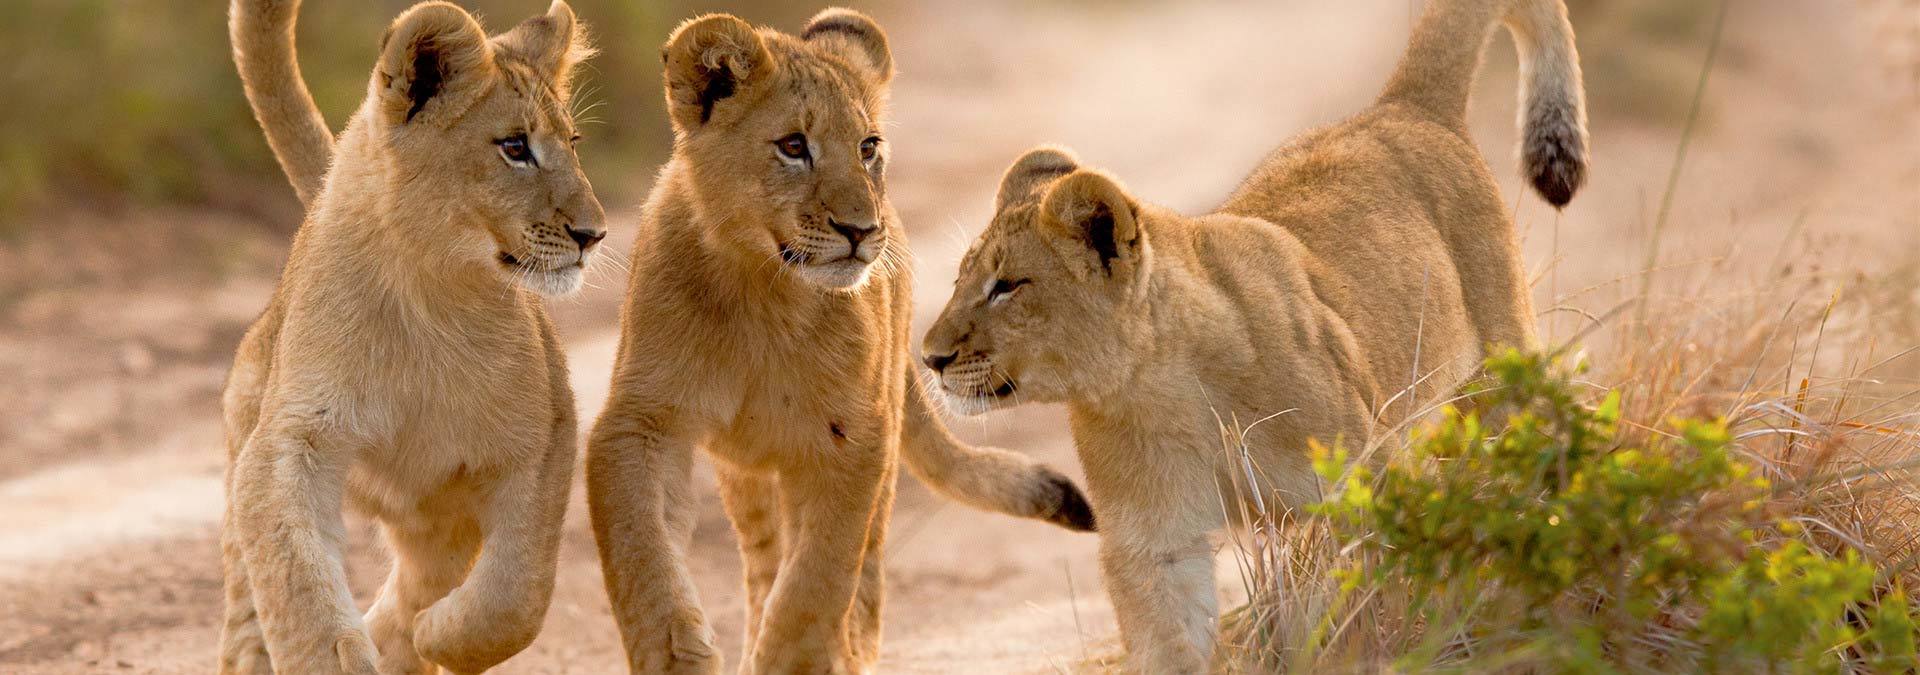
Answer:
[923, 147, 1154, 413]
[659, 9, 896, 291]
[363, 1, 604, 296]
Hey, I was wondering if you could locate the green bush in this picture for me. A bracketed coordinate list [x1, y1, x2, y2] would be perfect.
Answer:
[1313, 351, 1917, 672]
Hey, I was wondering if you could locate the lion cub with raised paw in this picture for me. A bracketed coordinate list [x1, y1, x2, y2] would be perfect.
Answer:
[221, 1, 602, 672]
[586, 8, 1093, 675]
[922, 0, 1589, 671]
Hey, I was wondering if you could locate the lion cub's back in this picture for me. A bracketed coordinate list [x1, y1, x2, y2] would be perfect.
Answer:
[1218, 109, 1500, 402]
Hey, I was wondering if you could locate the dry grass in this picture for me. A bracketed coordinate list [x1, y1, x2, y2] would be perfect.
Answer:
[1203, 251, 1920, 672]
[1200, 2, 1920, 666]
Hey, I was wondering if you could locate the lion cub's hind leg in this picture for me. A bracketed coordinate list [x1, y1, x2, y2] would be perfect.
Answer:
[218, 508, 274, 675]
[363, 514, 482, 675]
[846, 459, 896, 667]
[715, 464, 783, 661]
[1433, 182, 1541, 356]
[218, 332, 276, 674]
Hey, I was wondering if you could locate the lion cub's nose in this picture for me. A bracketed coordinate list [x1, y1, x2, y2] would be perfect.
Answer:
[829, 219, 878, 248]
[565, 223, 606, 251]
[923, 351, 957, 374]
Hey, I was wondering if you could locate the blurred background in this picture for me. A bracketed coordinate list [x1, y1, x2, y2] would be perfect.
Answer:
[0, 0, 1915, 672]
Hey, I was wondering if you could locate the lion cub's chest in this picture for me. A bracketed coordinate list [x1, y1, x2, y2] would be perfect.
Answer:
[342, 320, 554, 515]
[708, 292, 900, 468]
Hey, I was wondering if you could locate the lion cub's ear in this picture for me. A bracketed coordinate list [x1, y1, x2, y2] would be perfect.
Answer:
[1041, 170, 1143, 279]
[996, 146, 1080, 212]
[495, 1, 596, 93]
[376, 2, 493, 126]
[802, 8, 893, 84]
[662, 14, 772, 131]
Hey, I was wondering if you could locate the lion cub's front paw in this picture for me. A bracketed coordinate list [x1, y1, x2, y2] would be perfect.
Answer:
[745, 648, 865, 675]
[364, 603, 432, 675]
[333, 630, 380, 675]
[632, 650, 722, 675]
[412, 591, 540, 674]
[629, 611, 721, 675]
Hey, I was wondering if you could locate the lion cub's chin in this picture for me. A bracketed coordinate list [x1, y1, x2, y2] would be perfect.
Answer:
[794, 258, 875, 292]
[514, 263, 586, 298]
[926, 383, 1011, 417]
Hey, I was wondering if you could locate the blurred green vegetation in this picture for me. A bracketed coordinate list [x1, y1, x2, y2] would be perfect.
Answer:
[0, 0, 845, 234]
[0, 0, 1713, 236]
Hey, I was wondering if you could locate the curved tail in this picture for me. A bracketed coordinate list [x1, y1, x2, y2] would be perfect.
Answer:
[901, 374, 1096, 532]
[230, 0, 335, 207]
[1377, 0, 1588, 208]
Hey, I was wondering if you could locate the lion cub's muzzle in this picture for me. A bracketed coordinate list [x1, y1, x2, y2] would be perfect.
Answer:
[499, 219, 607, 297]
[828, 218, 879, 261]
[922, 350, 1018, 414]
[783, 217, 887, 290]
[564, 223, 607, 252]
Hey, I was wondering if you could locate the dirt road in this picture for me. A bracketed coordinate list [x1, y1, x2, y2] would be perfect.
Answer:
[3, 1, 1912, 672]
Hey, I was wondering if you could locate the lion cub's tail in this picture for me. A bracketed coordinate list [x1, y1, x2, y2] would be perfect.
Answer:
[1376, 0, 1588, 208]
[901, 374, 1096, 532]
[230, 0, 335, 208]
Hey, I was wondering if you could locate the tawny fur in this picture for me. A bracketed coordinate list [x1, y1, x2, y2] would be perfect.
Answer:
[585, 9, 1093, 674]
[220, 2, 603, 673]
[921, 1, 1589, 672]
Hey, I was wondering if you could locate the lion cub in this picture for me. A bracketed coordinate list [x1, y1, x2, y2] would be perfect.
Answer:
[585, 9, 1093, 674]
[922, 0, 1589, 671]
[220, 1, 602, 672]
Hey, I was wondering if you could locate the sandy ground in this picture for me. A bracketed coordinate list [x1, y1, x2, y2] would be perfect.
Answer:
[2, 1, 1915, 672]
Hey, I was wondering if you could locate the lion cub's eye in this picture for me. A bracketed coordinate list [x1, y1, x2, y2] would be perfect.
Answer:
[987, 278, 1029, 304]
[497, 134, 536, 166]
[775, 133, 810, 160]
[860, 136, 881, 162]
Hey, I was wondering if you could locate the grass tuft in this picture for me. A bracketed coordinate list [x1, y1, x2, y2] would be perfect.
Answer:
[1216, 274, 1920, 673]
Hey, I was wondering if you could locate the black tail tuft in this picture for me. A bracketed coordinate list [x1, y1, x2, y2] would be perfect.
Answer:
[1523, 101, 1587, 208]
[1520, 139, 1582, 208]
[1040, 468, 1097, 532]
